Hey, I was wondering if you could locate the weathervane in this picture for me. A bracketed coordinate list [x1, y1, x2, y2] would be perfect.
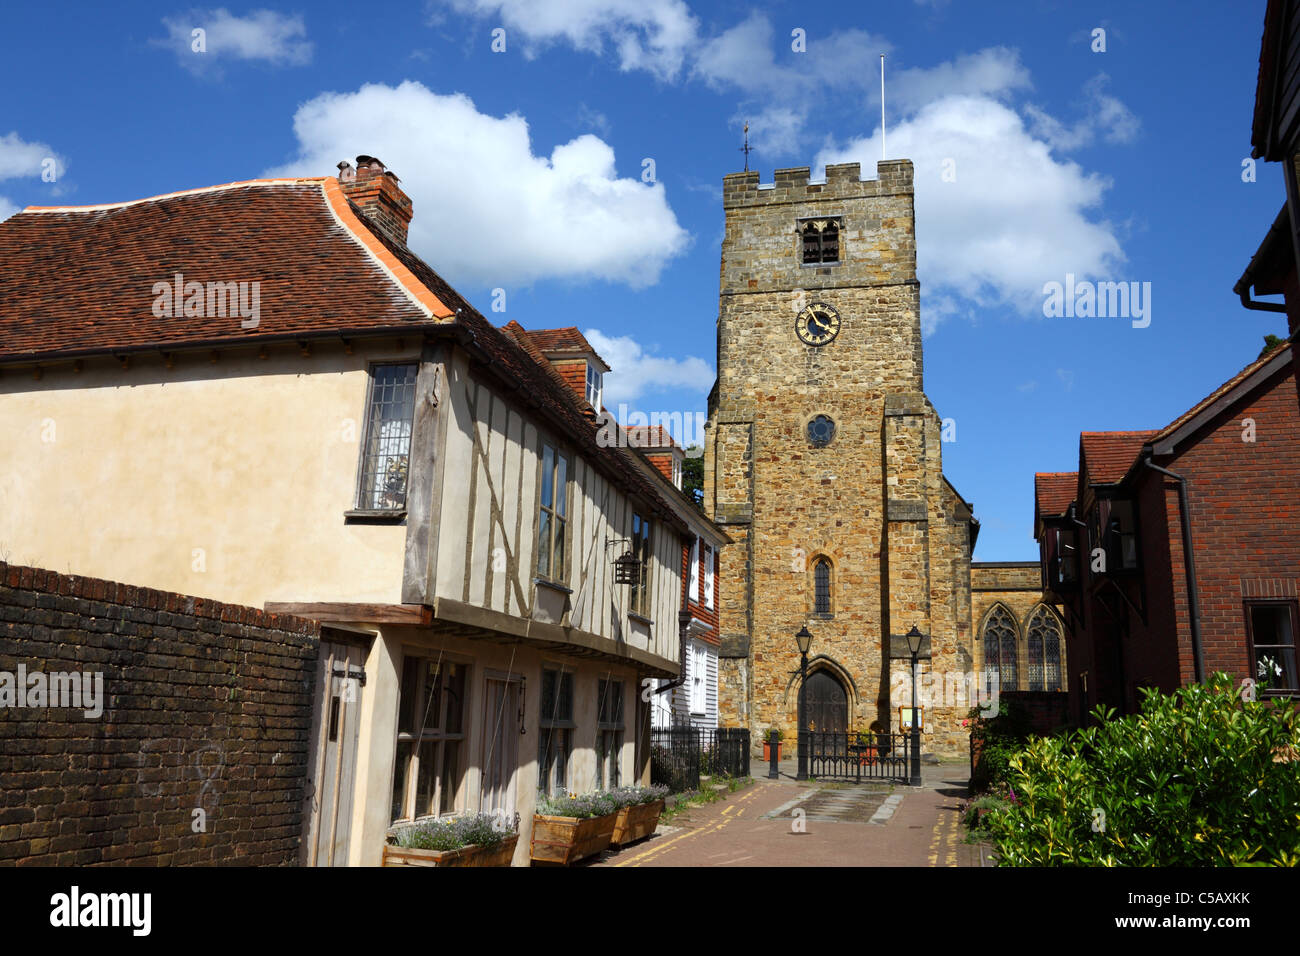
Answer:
[739, 121, 752, 172]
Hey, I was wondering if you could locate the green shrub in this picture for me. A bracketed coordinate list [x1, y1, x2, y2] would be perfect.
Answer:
[984, 675, 1300, 866]
[969, 698, 1034, 794]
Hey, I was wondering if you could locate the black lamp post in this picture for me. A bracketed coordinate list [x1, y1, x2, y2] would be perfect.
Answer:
[905, 625, 924, 787]
[795, 626, 812, 781]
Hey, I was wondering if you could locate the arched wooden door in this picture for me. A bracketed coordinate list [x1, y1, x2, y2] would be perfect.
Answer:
[802, 670, 847, 734]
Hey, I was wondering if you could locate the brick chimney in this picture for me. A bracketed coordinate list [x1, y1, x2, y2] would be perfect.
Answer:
[337, 155, 413, 247]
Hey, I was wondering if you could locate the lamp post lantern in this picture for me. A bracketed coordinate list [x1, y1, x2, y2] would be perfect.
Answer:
[795, 626, 812, 781]
[905, 625, 924, 787]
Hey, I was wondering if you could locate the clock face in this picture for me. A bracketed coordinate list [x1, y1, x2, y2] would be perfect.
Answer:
[796, 302, 841, 347]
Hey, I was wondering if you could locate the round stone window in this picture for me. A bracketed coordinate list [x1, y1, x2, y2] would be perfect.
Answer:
[807, 415, 836, 447]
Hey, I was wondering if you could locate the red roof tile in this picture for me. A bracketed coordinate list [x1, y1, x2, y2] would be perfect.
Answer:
[1079, 431, 1157, 485]
[0, 178, 456, 362]
[515, 326, 609, 369]
[1034, 472, 1077, 518]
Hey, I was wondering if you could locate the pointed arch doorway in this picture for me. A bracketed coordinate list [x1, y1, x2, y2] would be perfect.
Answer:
[802, 669, 848, 734]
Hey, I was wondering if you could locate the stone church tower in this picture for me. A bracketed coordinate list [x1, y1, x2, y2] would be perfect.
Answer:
[703, 159, 978, 759]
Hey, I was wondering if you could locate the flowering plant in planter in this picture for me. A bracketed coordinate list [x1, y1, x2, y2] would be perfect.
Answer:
[384, 811, 519, 867]
[607, 784, 669, 847]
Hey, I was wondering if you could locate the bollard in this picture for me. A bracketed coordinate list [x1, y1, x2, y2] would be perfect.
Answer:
[767, 729, 779, 779]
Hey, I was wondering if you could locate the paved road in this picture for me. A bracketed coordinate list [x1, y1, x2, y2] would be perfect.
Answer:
[592, 763, 989, 867]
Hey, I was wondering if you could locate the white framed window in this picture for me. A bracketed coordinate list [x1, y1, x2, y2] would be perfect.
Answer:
[596, 679, 624, 789]
[690, 644, 707, 714]
[702, 543, 714, 609]
[672, 456, 682, 489]
[536, 441, 569, 584]
[688, 537, 700, 603]
[585, 363, 603, 409]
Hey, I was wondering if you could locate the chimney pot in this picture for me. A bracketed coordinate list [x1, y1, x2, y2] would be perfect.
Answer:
[337, 153, 413, 246]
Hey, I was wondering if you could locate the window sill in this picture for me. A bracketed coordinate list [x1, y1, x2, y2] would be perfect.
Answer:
[628, 612, 654, 627]
[812, 613, 834, 620]
[801, 261, 840, 268]
[345, 508, 407, 525]
[535, 578, 573, 595]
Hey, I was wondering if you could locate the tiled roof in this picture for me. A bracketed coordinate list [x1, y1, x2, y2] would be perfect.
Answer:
[625, 425, 679, 450]
[0, 175, 688, 536]
[0, 178, 454, 362]
[1034, 472, 1077, 518]
[516, 326, 609, 369]
[1079, 431, 1158, 485]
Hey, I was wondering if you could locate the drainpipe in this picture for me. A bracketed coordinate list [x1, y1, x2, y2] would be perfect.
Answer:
[653, 609, 693, 697]
[1141, 456, 1206, 683]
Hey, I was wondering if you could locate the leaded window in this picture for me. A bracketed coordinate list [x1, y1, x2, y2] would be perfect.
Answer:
[1026, 605, 1063, 691]
[630, 513, 652, 617]
[358, 363, 417, 510]
[538, 668, 574, 796]
[814, 558, 832, 615]
[537, 442, 568, 583]
[800, 217, 841, 264]
[982, 605, 1018, 694]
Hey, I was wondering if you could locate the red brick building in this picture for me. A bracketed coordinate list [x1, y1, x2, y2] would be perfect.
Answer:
[1035, 347, 1300, 725]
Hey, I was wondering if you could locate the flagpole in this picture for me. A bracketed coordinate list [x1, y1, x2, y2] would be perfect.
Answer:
[880, 54, 886, 161]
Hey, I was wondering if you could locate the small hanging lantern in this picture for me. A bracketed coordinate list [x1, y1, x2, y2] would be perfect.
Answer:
[614, 550, 641, 586]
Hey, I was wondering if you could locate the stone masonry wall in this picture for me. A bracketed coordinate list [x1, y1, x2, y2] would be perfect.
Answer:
[0, 562, 319, 866]
[707, 160, 976, 758]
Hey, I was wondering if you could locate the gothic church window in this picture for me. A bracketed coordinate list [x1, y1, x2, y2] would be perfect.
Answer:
[982, 604, 1019, 693]
[813, 558, 832, 615]
[1026, 605, 1063, 691]
[800, 217, 841, 264]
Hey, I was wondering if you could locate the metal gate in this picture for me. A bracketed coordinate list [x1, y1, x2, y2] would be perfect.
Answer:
[802, 730, 911, 782]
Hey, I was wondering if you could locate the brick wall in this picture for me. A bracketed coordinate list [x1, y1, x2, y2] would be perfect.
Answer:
[0, 562, 319, 866]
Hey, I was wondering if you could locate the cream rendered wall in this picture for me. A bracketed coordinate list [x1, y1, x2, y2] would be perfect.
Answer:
[0, 344, 412, 608]
[351, 623, 640, 867]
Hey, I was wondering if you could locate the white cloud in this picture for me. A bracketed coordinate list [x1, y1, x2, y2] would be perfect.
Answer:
[584, 328, 713, 405]
[819, 95, 1124, 326]
[157, 8, 312, 67]
[1024, 74, 1140, 152]
[694, 14, 888, 153]
[435, 0, 698, 80]
[890, 47, 1030, 113]
[0, 197, 17, 222]
[0, 132, 65, 182]
[267, 81, 689, 288]
[1056, 368, 1076, 391]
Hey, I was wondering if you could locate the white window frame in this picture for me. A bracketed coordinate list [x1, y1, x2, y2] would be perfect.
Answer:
[585, 363, 603, 409]
[702, 543, 714, 609]
[688, 537, 700, 603]
[690, 643, 707, 715]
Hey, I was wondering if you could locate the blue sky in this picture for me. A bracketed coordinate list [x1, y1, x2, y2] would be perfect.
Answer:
[0, 1, 1287, 560]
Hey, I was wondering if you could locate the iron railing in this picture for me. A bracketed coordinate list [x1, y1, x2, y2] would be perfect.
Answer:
[801, 730, 911, 782]
[650, 726, 750, 792]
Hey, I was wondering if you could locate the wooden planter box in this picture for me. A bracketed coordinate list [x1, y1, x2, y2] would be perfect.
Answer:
[382, 834, 518, 867]
[530, 812, 618, 865]
[762, 741, 783, 761]
[611, 799, 664, 847]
